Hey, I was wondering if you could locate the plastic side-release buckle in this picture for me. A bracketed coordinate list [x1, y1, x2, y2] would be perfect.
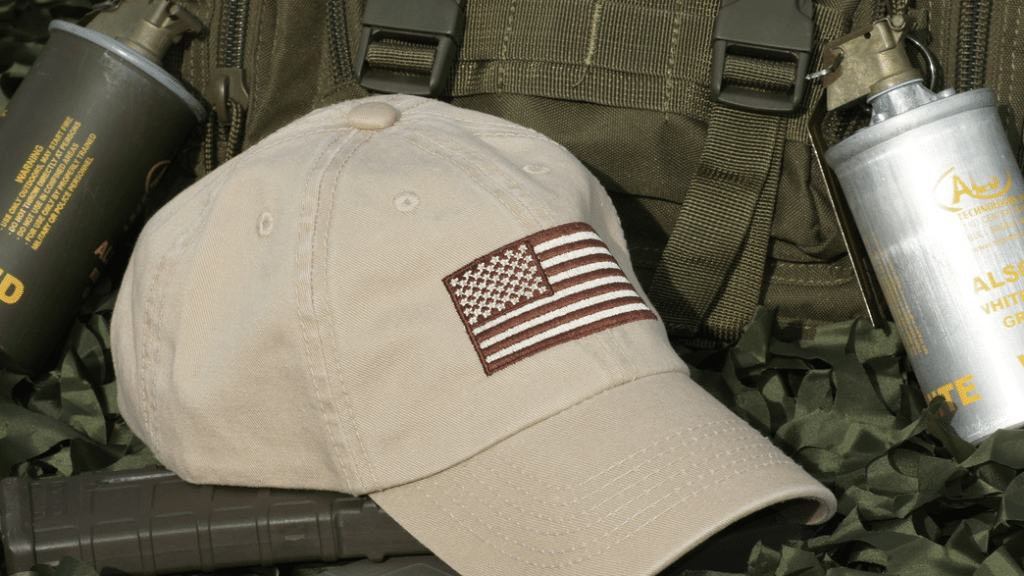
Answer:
[710, 0, 815, 113]
[357, 0, 465, 97]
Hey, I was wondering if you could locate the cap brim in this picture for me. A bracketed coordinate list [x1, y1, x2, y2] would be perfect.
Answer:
[370, 371, 836, 576]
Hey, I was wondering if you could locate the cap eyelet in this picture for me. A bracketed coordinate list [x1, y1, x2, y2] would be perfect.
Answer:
[394, 191, 421, 213]
[257, 212, 274, 237]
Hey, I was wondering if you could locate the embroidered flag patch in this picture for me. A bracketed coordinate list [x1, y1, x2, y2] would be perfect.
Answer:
[444, 222, 658, 374]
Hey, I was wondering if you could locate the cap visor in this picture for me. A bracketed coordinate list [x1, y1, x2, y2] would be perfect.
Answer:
[370, 371, 836, 576]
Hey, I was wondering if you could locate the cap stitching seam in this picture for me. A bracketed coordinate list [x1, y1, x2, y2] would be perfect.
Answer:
[298, 133, 362, 492]
[416, 373, 713, 492]
[139, 163, 240, 457]
[325, 137, 381, 489]
[139, 239, 166, 451]
[452, 448, 778, 532]
[412, 457, 797, 567]
[139, 252, 163, 452]
[481, 400, 741, 494]
[249, 128, 359, 158]
[398, 122, 558, 224]
[593, 332, 628, 392]
[598, 318, 633, 385]
[398, 131, 532, 227]
[454, 132, 555, 224]
[490, 424, 762, 496]
[468, 434, 770, 516]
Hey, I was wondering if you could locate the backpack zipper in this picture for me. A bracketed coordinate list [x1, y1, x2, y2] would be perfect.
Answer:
[327, 0, 356, 85]
[871, 0, 907, 23]
[956, 0, 991, 91]
[205, 0, 251, 171]
[218, 0, 250, 71]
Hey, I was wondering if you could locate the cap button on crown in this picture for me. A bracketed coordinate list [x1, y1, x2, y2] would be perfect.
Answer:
[348, 101, 401, 130]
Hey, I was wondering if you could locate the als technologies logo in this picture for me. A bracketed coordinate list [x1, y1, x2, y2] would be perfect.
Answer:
[935, 167, 1013, 213]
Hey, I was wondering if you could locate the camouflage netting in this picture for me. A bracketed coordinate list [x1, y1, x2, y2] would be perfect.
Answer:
[0, 0, 100, 111]
[3, 1, 1024, 576]
[680, 309, 1024, 576]
[6, 296, 1024, 576]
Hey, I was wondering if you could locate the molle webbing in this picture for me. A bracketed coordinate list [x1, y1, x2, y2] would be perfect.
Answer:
[442, 0, 854, 345]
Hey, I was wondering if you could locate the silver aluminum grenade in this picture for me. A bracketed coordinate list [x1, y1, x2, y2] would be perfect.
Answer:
[821, 17, 1024, 443]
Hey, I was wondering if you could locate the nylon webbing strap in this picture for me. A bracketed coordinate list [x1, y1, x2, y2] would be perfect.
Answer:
[646, 4, 852, 346]
[722, 56, 797, 94]
[366, 39, 437, 74]
[441, 0, 853, 346]
[448, 0, 719, 117]
[648, 104, 784, 345]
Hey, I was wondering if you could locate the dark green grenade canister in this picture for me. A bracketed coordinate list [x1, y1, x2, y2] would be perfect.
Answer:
[0, 5, 205, 374]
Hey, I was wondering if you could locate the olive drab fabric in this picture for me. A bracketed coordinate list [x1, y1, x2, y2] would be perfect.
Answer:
[168, 0, 372, 171]
[171, 0, 878, 348]
[139, 0, 1024, 348]
[440, 0, 869, 347]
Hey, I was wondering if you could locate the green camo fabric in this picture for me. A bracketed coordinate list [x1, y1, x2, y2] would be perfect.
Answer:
[6, 295, 1024, 576]
[0, 0, 102, 111]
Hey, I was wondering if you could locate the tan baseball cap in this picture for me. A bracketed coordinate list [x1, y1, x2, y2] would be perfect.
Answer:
[111, 94, 836, 576]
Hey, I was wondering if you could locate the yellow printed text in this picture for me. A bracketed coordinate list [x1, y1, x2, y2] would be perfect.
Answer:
[923, 374, 982, 408]
[974, 259, 1024, 293]
[0, 268, 24, 304]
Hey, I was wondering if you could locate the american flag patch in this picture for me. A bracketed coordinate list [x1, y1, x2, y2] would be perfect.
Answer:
[444, 222, 658, 375]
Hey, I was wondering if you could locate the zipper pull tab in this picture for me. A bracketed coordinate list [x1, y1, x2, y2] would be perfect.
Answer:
[208, 67, 249, 125]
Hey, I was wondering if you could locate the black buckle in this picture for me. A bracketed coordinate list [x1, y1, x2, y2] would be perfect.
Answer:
[710, 0, 815, 113]
[357, 0, 465, 97]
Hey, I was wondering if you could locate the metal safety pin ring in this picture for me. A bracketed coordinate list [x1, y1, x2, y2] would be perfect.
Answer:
[904, 33, 941, 92]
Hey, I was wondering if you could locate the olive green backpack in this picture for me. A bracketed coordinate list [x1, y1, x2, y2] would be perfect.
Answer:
[157, 0, 1023, 351]
[171, 0, 868, 349]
